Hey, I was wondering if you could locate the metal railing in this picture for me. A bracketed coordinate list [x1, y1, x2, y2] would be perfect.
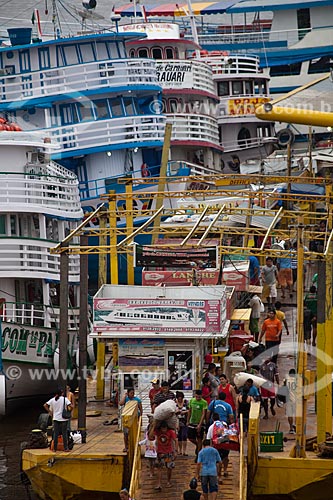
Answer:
[0, 238, 80, 280]
[201, 54, 261, 75]
[170, 113, 220, 144]
[45, 114, 166, 155]
[0, 58, 159, 103]
[0, 301, 80, 329]
[129, 415, 142, 499]
[0, 169, 82, 216]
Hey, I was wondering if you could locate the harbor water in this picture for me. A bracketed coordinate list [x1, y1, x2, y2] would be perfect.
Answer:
[0, 405, 41, 500]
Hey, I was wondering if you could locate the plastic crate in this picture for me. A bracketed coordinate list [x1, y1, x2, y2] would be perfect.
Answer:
[260, 431, 283, 452]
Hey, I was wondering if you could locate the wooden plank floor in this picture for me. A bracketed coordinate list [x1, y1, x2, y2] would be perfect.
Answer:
[137, 444, 240, 500]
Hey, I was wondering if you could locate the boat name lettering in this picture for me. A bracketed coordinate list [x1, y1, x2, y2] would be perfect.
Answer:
[187, 301, 204, 307]
[128, 300, 184, 305]
[1, 326, 55, 357]
[156, 64, 191, 73]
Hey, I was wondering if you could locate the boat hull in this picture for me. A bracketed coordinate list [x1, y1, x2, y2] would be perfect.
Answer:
[0, 322, 77, 417]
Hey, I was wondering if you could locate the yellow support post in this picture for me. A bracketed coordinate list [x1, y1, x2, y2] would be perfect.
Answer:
[98, 212, 107, 288]
[126, 181, 134, 285]
[96, 211, 107, 400]
[109, 191, 118, 284]
[325, 185, 333, 435]
[247, 401, 260, 485]
[152, 122, 172, 245]
[290, 218, 306, 458]
[95, 341, 105, 401]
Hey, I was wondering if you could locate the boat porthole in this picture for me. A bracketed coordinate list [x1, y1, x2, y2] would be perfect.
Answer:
[276, 128, 295, 148]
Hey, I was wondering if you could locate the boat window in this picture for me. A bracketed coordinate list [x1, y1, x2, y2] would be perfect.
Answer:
[238, 127, 251, 148]
[308, 56, 330, 74]
[169, 98, 179, 113]
[78, 43, 97, 63]
[269, 63, 301, 77]
[123, 97, 135, 115]
[152, 47, 163, 59]
[110, 98, 123, 117]
[138, 48, 148, 58]
[94, 100, 109, 119]
[56, 46, 66, 67]
[95, 42, 109, 60]
[63, 45, 79, 65]
[165, 47, 174, 59]
[166, 315, 172, 319]
[10, 215, 17, 235]
[232, 81, 243, 95]
[154, 315, 159, 319]
[297, 8, 311, 41]
[19, 50, 31, 73]
[129, 49, 136, 58]
[120, 312, 125, 317]
[79, 102, 93, 122]
[38, 47, 50, 70]
[49, 106, 58, 127]
[0, 215, 5, 235]
[148, 314, 153, 318]
[134, 313, 139, 317]
[244, 80, 253, 95]
[217, 81, 229, 96]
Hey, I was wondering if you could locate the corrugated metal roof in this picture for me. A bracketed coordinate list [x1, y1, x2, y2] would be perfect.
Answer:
[227, 0, 333, 13]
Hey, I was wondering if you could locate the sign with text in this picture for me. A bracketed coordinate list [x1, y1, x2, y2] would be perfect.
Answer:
[142, 269, 220, 286]
[156, 61, 193, 88]
[134, 245, 218, 268]
[93, 297, 223, 334]
[228, 97, 270, 116]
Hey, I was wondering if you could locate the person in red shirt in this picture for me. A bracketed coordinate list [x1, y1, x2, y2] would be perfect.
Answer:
[149, 421, 177, 491]
[218, 374, 237, 412]
[258, 309, 282, 364]
[149, 378, 161, 411]
[202, 376, 212, 405]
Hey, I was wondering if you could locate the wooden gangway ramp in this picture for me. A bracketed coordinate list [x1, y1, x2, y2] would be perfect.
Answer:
[137, 450, 240, 499]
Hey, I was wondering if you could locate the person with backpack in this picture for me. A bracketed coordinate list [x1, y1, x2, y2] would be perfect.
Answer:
[206, 412, 231, 483]
[206, 392, 234, 426]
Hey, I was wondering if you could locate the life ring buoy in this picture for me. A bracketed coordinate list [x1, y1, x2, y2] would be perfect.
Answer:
[276, 129, 295, 148]
[141, 163, 149, 177]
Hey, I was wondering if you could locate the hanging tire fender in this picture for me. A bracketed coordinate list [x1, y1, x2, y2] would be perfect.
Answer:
[276, 129, 295, 148]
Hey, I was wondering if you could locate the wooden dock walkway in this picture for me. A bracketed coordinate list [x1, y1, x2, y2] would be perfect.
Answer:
[137, 446, 240, 500]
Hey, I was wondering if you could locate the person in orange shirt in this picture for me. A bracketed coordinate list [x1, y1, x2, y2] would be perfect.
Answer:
[258, 309, 282, 364]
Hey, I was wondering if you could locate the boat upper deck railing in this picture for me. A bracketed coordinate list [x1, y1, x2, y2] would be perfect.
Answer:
[170, 113, 220, 144]
[222, 135, 276, 153]
[0, 167, 82, 216]
[0, 58, 159, 105]
[0, 301, 80, 330]
[0, 237, 80, 282]
[189, 25, 321, 49]
[79, 160, 220, 200]
[204, 55, 261, 75]
[46, 114, 166, 156]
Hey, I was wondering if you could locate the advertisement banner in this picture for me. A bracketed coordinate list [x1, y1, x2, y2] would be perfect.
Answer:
[222, 262, 249, 291]
[135, 245, 218, 268]
[93, 297, 222, 334]
[142, 269, 220, 286]
[118, 338, 165, 370]
[227, 97, 270, 116]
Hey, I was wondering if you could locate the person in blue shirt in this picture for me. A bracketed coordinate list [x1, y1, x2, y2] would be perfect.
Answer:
[196, 439, 221, 500]
[249, 255, 261, 286]
[206, 392, 234, 426]
[239, 379, 260, 401]
[119, 388, 142, 452]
